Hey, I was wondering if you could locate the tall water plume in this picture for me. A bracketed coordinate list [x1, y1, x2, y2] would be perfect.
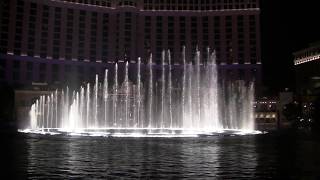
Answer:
[27, 49, 256, 135]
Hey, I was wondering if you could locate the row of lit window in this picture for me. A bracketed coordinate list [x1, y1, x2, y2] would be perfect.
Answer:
[0, 56, 260, 83]
[254, 101, 277, 104]
[58, 0, 111, 7]
[144, 0, 257, 4]
[3, 4, 257, 62]
[56, 0, 258, 9]
[255, 113, 277, 119]
[142, 16, 253, 34]
[0, 59, 101, 82]
[8, 1, 256, 32]
[294, 54, 320, 65]
[143, 0, 257, 10]
[57, 0, 257, 8]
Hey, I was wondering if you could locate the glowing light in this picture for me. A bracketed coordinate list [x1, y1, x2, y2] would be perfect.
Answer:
[294, 54, 320, 65]
[18, 128, 262, 137]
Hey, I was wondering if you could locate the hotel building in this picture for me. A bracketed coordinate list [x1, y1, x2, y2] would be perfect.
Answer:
[0, 0, 261, 87]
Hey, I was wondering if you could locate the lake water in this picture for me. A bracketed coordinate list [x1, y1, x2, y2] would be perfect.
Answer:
[2, 131, 320, 179]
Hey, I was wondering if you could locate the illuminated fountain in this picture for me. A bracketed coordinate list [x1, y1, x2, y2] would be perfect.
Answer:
[22, 49, 260, 137]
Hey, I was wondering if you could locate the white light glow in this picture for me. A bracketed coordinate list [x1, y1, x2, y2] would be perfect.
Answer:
[294, 54, 320, 65]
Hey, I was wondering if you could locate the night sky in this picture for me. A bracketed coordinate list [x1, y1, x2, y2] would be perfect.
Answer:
[260, 0, 320, 95]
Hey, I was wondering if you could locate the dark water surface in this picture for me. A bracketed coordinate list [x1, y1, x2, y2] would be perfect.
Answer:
[2, 132, 320, 179]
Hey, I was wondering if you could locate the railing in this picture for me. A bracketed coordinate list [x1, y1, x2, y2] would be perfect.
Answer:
[294, 54, 320, 65]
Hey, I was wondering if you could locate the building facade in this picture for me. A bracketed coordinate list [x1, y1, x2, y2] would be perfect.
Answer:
[254, 98, 278, 130]
[293, 42, 320, 96]
[0, 0, 261, 87]
[292, 42, 320, 128]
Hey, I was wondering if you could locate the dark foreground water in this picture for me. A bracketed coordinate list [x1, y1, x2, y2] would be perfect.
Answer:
[2, 131, 320, 179]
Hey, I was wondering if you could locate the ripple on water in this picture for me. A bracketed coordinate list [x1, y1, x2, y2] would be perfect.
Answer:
[5, 133, 319, 179]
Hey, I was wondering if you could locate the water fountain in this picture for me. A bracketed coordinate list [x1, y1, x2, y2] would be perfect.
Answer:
[21, 49, 260, 137]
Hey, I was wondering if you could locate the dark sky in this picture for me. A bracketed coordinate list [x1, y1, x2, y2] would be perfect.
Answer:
[260, 0, 320, 94]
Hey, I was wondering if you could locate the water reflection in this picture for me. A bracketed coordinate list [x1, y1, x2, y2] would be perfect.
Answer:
[25, 135, 261, 179]
[2, 132, 319, 179]
[27, 135, 69, 178]
[217, 137, 257, 178]
[179, 139, 220, 178]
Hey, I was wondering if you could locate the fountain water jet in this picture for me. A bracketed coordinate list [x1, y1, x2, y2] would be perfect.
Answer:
[103, 69, 108, 127]
[148, 54, 153, 128]
[21, 49, 261, 137]
[167, 50, 173, 128]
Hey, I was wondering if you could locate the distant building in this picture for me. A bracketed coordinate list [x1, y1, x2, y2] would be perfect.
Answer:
[254, 98, 278, 130]
[293, 42, 320, 96]
[0, 0, 261, 87]
[292, 42, 320, 128]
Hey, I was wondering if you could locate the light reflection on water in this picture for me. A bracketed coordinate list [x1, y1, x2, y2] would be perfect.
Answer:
[26, 135, 259, 179]
[4, 133, 318, 179]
